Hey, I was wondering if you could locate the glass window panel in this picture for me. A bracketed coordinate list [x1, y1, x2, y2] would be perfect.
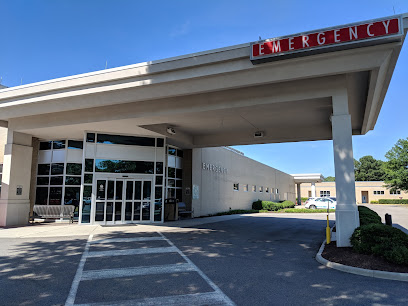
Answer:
[167, 188, 175, 198]
[154, 200, 162, 222]
[176, 189, 182, 202]
[155, 187, 163, 200]
[155, 176, 163, 185]
[37, 177, 49, 185]
[38, 164, 50, 175]
[116, 181, 123, 200]
[53, 140, 66, 150]
[106, 202, 113, 221]
[96, 134, 155, 147]
[143, 181, 151, 200]
[176, 180, 182, 188]
[83, 185, 92, 198]
[115, 202, 122, 221]
[85, 159, 94, 172]
[49, 187, 62, 205]
[134, 202, 141, 221]
[156, 162, 163, 174]
[126, 181, 133, 200]
[39, 141, 52, 150]
[176, 169, 183, 179]
[64, 187, 80, 218]
[95, 203, 104, 221]
[176, 150, 184, 158]
[134, 181, 142, 200]
[107, 181, 114, 200]
[51, 163, 64, 175]
[125, 202, 132, 221]
[86, 133, 95, 143]
[66, 163, 82, 175]
[157, 138, 164, 147]
[82, 201, 91, 223]
[95, 159, 154, 174]
[65, 176, 81, 185]
[35, 187, 48, 205]
[168, 167, 175, 178]
[68, 140, 83, 149]
[168, 179, 175, 187]
[168, 147, 176, 155]
[84, 174, 93, 184]
[142, 202, 150, 220]
[97, 180, 106, 200]
[50, 176, 63, 185]
[0, 164, 2, 172]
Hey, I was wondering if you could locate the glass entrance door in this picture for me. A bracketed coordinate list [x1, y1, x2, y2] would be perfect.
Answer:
[94, 178, 152, 224]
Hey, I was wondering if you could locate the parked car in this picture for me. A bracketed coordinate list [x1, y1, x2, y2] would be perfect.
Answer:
[305, 197, 337, 209]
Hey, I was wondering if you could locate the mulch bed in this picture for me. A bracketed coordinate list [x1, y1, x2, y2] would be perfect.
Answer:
[322, 242, 408, 273]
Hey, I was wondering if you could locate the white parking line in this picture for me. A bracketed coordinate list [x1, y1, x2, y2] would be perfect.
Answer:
[74, 291, 234, 306]
[158, 232, 235, 306]
[65, 234, 93, 306]
[91, 237, 164, 244]
[81, 263, 195, 280]
[87, 246, 178, 258]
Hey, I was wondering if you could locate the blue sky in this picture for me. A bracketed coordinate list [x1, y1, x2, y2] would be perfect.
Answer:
[1, 0, 407, 176]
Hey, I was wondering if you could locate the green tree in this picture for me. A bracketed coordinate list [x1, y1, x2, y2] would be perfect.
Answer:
[354, 155, 386, 181]
[383, 138, 408, 192]
[324, 176, 335, 182]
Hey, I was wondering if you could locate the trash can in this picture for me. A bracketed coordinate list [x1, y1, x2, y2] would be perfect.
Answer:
[164, 198, 177, 221]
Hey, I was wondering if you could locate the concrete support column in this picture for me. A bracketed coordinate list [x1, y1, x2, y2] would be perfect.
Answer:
[0, 130, 33, 226]
[331, 90, 359, 247]
[296, 184, 301, 205]
[311, 182, 316, 197]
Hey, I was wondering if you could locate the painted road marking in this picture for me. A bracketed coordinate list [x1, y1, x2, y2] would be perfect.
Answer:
[74, 291, 233, 306]
[81, 263, 195, 280]
[91, 237, 164, 244]
[87, 246, 178, 258]
[66, 234, 93, 306]
[65, 233, 235, 306]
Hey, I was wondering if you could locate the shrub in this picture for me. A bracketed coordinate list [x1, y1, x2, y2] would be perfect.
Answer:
[379, 199, 408, 204]
[370, 200, 379, 204]
[358, 206, 382, 226]
[252, 200, 295, 211]
[350, 223, 408, 265]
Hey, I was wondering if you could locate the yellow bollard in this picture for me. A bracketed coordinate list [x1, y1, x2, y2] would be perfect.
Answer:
[326, 214, 331, 244]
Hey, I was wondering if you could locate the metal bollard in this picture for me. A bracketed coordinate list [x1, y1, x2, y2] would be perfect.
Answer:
[385, 213, 392, 226]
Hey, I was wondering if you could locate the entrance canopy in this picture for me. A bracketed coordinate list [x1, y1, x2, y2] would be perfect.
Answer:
[0, 15, 407, 148]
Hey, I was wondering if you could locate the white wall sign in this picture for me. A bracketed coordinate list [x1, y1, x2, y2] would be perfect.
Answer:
[202, 162, 227, 174]
[193, 185, 199, 199]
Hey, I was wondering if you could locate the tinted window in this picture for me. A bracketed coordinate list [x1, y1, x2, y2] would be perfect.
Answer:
[157, 138, 164, 147]
[68, 140, 83, 149]
[39, 141, 52, 150]
[38, 164, 50, 175]
[37, 177, 49, 185]
[176, 169, 183, 179]
[66, 163, 82, 175]
[168, 148, 176, 155]
[155, 176, 163, 185]
[35, 187, 48, 205]
[86, 133, 95, 143]
[49, 187, 62, 205]
[50, 176, 63, 185]
[85, 159, 94, 172]
[51, 163, 64, 175]
[95, 159, 154, 174]
[84, 174, 93, 184]
[97, 134, 155, 147]
[156, 162, 163, 174]
[168, 167, 175, 178]
[65, 176, 81, 185]
[53, 140, 65, 150]
[177, 150, 184, 158]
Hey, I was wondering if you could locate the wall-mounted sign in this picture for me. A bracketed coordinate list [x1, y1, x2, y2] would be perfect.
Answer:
[16, 185, 22, 196]
[193, 185, 199, 200]
[202, 162, 227, 174]
[250, 16, 402, 64]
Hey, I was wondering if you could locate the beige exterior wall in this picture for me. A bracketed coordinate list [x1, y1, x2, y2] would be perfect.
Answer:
[192, 147, 296, 217]
[0, 127, 7, 164]
[300, 181, 408, 203]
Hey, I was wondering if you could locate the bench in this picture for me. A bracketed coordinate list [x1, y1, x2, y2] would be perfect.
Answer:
[177, 202, 194, 219]
[30, 205, 75, 223]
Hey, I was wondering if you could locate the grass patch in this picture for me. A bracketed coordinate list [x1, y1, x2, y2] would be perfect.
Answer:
[278, 208, 336, 213]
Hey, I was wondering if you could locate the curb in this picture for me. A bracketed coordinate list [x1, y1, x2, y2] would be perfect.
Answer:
[316, 240, 408, 282]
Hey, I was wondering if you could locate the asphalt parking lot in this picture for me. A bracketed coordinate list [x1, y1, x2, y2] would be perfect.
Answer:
[0, 208, 407, 306]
